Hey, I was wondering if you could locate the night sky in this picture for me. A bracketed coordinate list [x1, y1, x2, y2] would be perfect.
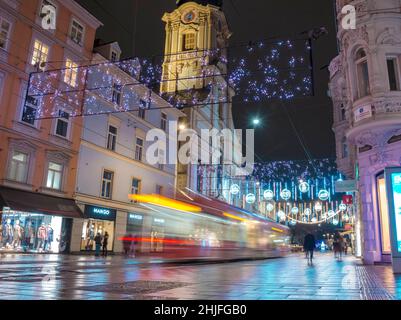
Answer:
[75, 0, 338, 162]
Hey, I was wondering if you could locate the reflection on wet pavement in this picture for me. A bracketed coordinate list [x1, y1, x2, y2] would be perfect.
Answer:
[0, 253, 400, 300]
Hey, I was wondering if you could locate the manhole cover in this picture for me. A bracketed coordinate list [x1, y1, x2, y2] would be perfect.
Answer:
[78, 280, 191, 295]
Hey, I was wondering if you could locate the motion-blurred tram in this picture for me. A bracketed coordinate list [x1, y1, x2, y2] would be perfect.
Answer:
[123, 190, 290, 260]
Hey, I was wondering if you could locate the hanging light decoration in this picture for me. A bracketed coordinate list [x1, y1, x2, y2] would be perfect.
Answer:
[304, 208, 311, 216]
[339, 203, 347, 211]
[263, 190, 274, 201]
[266, 203, 275, 212]
[230, 184, 240, 195]
[314, 202, 322, 212]
[246, 193, 256, 204]
[280, 189, 292, 201]
[291, 207, 299, 215]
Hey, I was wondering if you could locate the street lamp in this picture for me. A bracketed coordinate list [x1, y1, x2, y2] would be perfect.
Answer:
[252, 118, 260, 126]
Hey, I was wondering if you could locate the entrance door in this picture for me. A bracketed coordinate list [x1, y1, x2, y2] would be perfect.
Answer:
[377, 174, 392, 255]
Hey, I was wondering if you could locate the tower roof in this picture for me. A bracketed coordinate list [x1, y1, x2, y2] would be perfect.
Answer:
[176, 0, 223, 7]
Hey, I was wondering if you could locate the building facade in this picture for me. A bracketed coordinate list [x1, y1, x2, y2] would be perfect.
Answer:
[0, 0, 101, 253]
[70, 42, 185, 254]
[160, 0, 243, 203]
[330, 0, 401, 264]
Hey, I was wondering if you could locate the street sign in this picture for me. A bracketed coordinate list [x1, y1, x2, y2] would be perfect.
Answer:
[354, 105, 372, 123]
[335, 180, 357, 193]
[343, 195, 353, 204]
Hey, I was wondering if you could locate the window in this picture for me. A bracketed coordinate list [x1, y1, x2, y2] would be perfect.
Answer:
[55, 110, 70, 138]
[355, 49, 370, 99]
[111, 51, 118, 62]
[46, 162, 63, 190]
[64, 59, 78, 87]
[387, 58, 400, 91]
[138, 108, 146, 120]
[70, 19, 84, 46]
[112, 83, 122, 105]
[183, 33, 196, 51]
[8, 151, 28, 183]
[101, 170, 114, 199]
[107, 125, 117, 151]
[21, 95, 40, 125]
[161, 113, 167, 131]
[156, 185, 163, 195]
[131, 178, 141, 195]
[135, 137, 144, 161]
[0, 17, 11, 50]
[340, 104, 346, 121]
[31, 39, 49, 70]
[342, 137, 348, 159]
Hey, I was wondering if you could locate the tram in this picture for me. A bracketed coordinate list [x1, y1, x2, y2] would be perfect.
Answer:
[122, 191, 290, 260]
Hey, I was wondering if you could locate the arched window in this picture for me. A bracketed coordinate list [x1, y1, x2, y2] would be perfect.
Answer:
[355, 49, 370, 99]
[341, 137, 349, 159]
[182, 33, 196, 51]
[340, 104, 346, 121]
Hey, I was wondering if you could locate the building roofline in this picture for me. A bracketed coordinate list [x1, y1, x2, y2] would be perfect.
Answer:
[66, 0, 103, 29]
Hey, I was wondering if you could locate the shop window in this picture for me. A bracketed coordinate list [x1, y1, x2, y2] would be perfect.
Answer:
[101, 170, 114, 199]
[64, 59, 78, 87]
[21, 95, 40, 126]
[8, 151, 29, 183]
[46, 162, 63, 190]
[31, 39, 49, 70]
[55, 110, 70, 138]
[131, 178, 141, 195]
[355, 49, 370, 100]
[81, 219, 114, 251]
[387, 57, 400, 91]
[107, 125, 117, 151]
[161, 112, 167, 131]
[0, 211, 70, 253]
[0, 17, 11, 50]
[70, 19, 84, 46]
[135, 137, 144, 161]
[377, 174, 391, 254]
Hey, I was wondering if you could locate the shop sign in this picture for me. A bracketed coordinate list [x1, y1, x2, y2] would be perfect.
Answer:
[84, 205, 116, 221]
[342, 195, 353, 205]
[128, 213, 144, 225]
[354, 105, 372, 123]
[154, 218, 165, 224]
[335, 180, 357, 193]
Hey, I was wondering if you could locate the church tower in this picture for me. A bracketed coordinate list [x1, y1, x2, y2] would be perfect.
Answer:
[161, 0, 231, 93]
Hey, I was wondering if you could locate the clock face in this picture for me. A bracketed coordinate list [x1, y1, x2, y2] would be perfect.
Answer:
[184, 11, 195, 23]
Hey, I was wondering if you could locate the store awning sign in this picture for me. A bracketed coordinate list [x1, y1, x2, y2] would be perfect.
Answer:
[335, 180, 357, 193]
[84, 205, 116, 221]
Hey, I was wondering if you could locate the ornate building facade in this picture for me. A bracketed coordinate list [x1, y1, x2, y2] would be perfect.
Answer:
[160, 0, 242, 202]
[330, 0, 401, 264]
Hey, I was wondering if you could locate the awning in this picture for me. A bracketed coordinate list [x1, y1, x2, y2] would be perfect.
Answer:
[0, 186, 83, 218]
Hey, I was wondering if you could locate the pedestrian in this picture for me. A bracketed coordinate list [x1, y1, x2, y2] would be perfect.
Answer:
[333, 232, 344, 261]
[303, 233, 316, 265]
[102, 231, 109, 257]
[123, 233, 131, 257]
[94, 232, 102, 257]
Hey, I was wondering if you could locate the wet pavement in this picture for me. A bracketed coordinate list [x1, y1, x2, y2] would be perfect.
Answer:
[0, 252, 400, 300]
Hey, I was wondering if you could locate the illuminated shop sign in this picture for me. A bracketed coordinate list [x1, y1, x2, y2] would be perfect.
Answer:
[129, 214, 143, 220]
[390, 173, 401, 253]
[154, 218, 165, 224]
[84, 205, 116, 221]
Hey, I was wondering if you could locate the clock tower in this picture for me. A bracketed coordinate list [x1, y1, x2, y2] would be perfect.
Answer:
[160, 0, 231, 93]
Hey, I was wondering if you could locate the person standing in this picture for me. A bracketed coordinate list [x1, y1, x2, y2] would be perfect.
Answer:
[102, 231, 109, 257]
[303, 233, 316, 265]
[94, 232, 102, 257]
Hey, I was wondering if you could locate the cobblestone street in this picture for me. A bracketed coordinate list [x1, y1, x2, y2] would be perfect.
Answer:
[0, 253, 400, 300]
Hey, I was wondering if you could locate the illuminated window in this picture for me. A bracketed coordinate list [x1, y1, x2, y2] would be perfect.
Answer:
[8, 151, 29, 183]
[355, 49, 370, 99]
[183, 33, 196, 51]
[64, 59, 78, 87]
[377, 174, 391, 254]
[31, 39, 49, 69]
[0, 17, 11, 50]
[101, 170, 114, 199]
[70, 19, 84, 46]
[46, 162, 63, 190]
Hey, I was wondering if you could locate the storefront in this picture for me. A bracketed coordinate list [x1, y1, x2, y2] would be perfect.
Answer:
[0, 186, 81, 254]
[81, 205, 116, 252]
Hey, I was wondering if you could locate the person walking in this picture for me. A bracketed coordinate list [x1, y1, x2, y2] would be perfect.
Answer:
[94, 232, 102, 257]
[102, 231, 109, 257]
[303, 233, 316, 265]
[333, 232, 344, 261]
